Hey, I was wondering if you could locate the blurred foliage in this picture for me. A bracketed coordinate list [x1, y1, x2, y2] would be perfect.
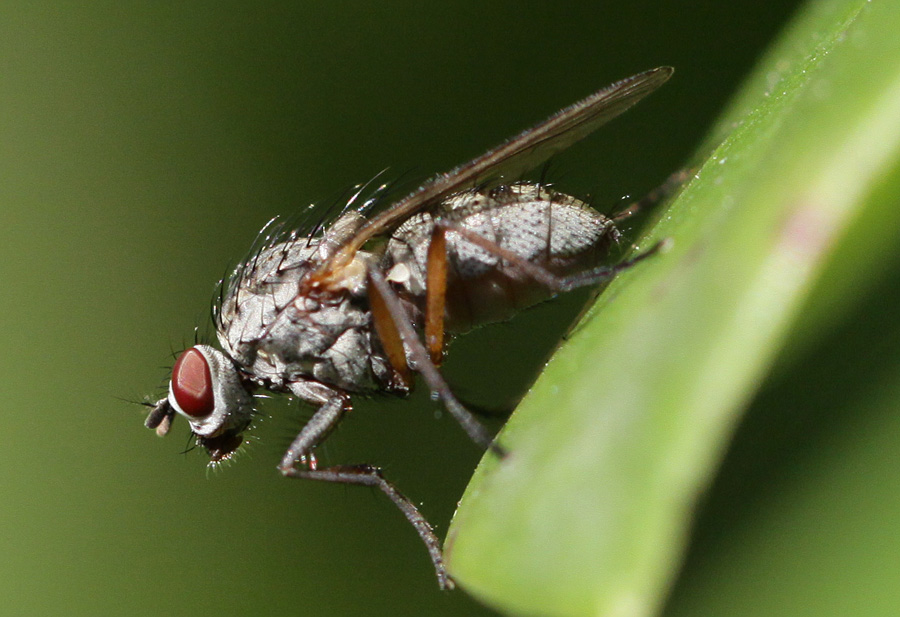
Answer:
[449, 0, 900, 616]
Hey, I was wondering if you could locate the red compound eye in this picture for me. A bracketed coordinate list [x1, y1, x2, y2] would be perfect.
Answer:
[171, 347, 215, 418]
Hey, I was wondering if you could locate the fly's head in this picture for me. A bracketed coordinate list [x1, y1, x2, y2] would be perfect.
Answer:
[146, 344, 255, 464]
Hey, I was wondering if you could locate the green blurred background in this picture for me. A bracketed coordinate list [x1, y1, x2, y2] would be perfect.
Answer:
[0, 2, 855, 615]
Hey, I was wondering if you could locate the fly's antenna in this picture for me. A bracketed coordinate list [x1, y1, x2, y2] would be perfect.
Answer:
[117, 394, 157, 408]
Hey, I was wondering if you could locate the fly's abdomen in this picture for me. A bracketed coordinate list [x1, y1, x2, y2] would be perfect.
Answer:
[386, 183, 621, 332]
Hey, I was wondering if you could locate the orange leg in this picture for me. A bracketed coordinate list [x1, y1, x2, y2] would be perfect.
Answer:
[368, 271, 413, 390]
[424, 226, 448, 367]
[367, 268, 499, 453]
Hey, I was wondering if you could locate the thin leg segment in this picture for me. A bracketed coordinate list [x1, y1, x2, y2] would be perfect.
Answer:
[613, 168, 692, 222]
[283, 463, 453, 590]
[437, 219, 664, 293]
[548, 242, 666, 292]
[368, 268, 499, 453]
[278, 393, 453, 590]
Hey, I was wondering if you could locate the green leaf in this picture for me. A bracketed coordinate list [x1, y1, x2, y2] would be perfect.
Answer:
[445, 0, 900, 615]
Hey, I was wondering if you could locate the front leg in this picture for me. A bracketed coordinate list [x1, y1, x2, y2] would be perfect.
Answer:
[279, 382, 453, 590]
[277, 387, 350, 472]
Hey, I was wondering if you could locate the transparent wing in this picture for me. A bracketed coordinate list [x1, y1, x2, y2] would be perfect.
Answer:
[322, 66, 673, 273]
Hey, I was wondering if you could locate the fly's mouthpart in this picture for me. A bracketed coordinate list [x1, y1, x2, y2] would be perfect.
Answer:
[198, 430, 246, 466]
[199, 423, 263, 470]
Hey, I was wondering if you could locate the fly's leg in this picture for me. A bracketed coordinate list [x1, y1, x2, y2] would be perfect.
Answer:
[278, 391, 453, 590]
[285, 465, 452, 590]
[438, 220, 666, 294]
[277, 393, 350, 471]
[371, 212, 664, 452]
[424, 226, 448, 367]
[612, 168, 693, 223]
[369, 265, 415, 389]
[458, 170, 690, 287]
[368, 267, 500, 454]
[547, 244, 666, 291]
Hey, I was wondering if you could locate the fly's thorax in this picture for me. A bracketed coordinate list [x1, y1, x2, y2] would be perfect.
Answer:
[246, 287, 391, 393]
[216, 232, 392, 394]
[385, 182, 621, 331]
[216, 238, 319, 363]
[166, 344, 255, 463]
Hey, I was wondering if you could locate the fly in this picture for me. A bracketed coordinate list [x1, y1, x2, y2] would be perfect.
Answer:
[144, 67, 674, 590]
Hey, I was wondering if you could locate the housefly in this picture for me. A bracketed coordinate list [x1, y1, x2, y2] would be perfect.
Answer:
[144, 67, 674, 589]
